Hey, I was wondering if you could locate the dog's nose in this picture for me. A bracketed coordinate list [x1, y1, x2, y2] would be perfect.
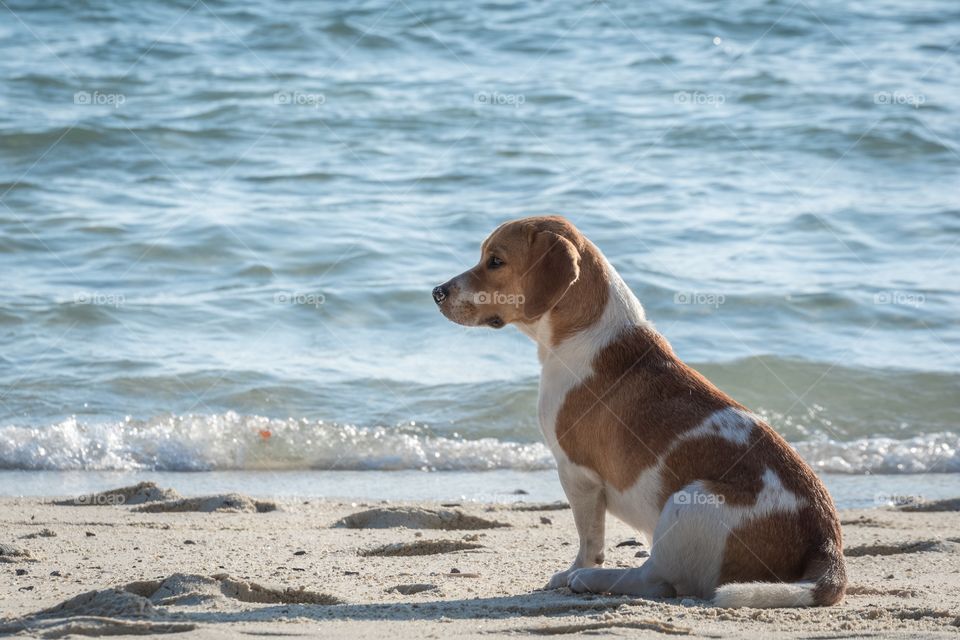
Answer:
[432, 285, 448, 305]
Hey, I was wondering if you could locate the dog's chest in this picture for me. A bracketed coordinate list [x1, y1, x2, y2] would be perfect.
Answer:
[536, 336, 600, 463]
[536, 364, 582, 462]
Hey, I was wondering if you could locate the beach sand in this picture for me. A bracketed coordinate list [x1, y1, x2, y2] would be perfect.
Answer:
[2, 484, 959, 638]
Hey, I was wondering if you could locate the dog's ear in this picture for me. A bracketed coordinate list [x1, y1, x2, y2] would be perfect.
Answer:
[521, 230, 581, 320]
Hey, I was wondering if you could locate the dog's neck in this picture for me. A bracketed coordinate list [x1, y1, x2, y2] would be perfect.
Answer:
[517, 243, 649, 364]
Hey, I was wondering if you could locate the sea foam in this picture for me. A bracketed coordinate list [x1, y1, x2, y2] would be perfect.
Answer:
[1, 413, 956, 474]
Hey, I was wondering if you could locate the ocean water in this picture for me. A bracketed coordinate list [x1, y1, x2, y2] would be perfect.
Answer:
[1, 0, 958, 501]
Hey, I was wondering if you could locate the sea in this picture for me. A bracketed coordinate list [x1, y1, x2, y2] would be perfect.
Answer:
[1, 0, 958, 508]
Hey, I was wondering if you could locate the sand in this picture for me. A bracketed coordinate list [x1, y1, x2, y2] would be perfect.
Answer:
[1, 486, 959, 638]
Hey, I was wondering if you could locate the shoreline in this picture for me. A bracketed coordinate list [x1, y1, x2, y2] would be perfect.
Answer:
[2, 469, 959, 510]
[2, 488, 959, 638]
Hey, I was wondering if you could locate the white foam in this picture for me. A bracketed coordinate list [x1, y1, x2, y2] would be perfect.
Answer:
[792, 432, 959, 474]
[0, 413, 956, 474]
[0, 413, 554, 472]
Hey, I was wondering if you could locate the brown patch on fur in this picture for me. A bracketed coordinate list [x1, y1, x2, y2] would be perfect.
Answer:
[519, 225, 580, 321]
[718, 509, 815, 585]
[659, 436, 765, 507]
[555, 326, 734, 491]
[712, 425, 844, 603]
[659, 418, 838, 512]
[525, 217, 610, 345]
[718, 508, 845, 605]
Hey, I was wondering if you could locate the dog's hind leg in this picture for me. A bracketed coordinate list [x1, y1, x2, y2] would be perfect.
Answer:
[569, 481, 737, 599]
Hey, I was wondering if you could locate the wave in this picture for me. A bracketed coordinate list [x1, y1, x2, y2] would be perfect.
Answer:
[0, 413, 554, 472]
[1, 413, 955, 475]
[794, 434, 958, 475]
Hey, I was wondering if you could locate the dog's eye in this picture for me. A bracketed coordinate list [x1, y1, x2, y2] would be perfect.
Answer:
[487, 256, 504, 269]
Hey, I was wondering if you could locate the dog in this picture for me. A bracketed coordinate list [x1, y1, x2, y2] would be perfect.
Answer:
[432, 216, 846, 608]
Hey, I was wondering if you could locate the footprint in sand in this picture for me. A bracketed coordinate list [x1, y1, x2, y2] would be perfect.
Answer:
[845, 539, 960, 557]
[0, 543, 37, 563]
[896, 497, 960, 513]
[51, 483, 277, 513]
[19, 528, 57, 540]
[52, 482, 180, 507]
[360, 539, 485, 557]
[510, 501, 570, 512]
[334, 506, 507, 530]
[846, 585, 920, 598]
[386, 583, 438, 595]
[521, 619, 690, 636]
[125, 573, 340, 606]
[134, 494, 277, 514]
[840, 516, 884, 527]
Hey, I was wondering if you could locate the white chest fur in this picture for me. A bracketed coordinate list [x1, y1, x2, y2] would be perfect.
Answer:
[536, 336, 586, 463]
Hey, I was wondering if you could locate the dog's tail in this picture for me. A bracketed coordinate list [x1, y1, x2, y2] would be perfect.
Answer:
[712, 541, 846, 609]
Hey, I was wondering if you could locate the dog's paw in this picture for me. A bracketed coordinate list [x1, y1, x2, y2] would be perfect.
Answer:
[545, 568, 575, 590]
[567, 568, 594, 593]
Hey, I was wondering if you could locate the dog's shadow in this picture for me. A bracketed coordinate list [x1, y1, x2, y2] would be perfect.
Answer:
[173, 591, 648, 625]
[3, 586, 685, 637]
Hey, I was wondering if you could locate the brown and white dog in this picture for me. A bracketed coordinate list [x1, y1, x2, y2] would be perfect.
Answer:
[432, 216, 846, 608]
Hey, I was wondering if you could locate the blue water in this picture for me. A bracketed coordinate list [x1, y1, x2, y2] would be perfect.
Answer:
[0, 0, 958, 485]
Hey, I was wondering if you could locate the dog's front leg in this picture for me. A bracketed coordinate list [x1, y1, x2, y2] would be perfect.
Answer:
[546, 462, 606, 589]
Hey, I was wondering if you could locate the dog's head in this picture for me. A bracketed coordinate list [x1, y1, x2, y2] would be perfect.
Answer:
[432, 216, 582, 329]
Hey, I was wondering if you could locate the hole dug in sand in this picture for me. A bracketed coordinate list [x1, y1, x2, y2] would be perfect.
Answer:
[360, 539, 485, 557]
[0, 573, 341, 637]
[335, 506, 508, 530]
